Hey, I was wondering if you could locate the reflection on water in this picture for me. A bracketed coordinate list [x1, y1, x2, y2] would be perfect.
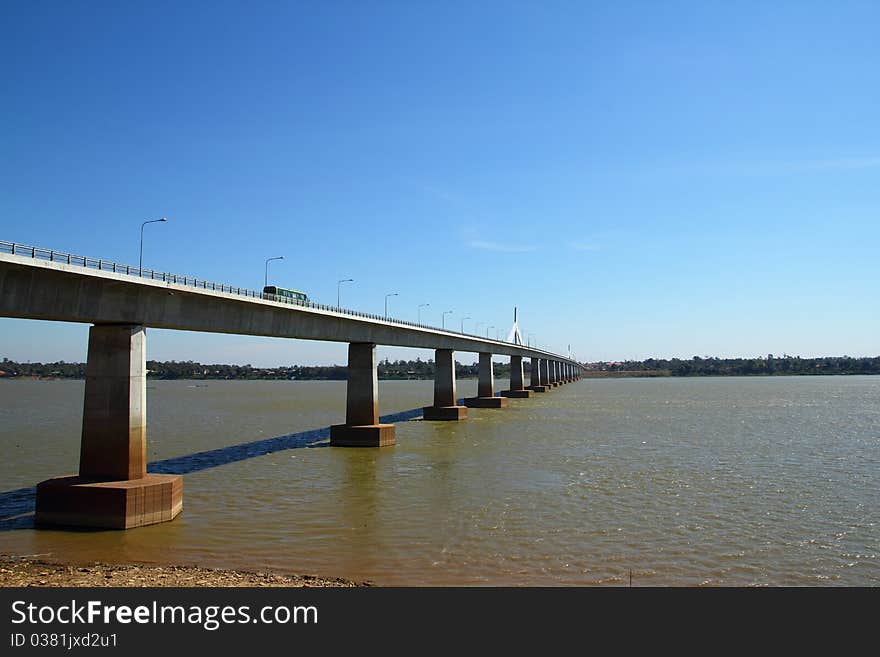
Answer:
[0, 377, 878, 585]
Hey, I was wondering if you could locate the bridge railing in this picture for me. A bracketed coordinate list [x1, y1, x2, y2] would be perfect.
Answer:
[0, 240, 556, 354]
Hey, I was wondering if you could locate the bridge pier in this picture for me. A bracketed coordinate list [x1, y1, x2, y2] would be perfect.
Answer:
[35, 324, 182, 529]
[541, 359, 554, 389]
[528, 357, 547, 392]
[464, 353, 508, 408]
[423, 349, 467, 420]
[331, 342, 395, 447]
[502, 355, 532, 398]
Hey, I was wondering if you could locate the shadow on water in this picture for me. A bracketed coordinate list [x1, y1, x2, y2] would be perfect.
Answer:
[0, 406, 426, 532]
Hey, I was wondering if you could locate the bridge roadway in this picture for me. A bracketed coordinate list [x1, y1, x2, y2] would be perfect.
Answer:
[0, 244, 583, 530]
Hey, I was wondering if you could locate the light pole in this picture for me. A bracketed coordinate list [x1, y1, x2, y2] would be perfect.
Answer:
[460, 316, 471, 333]
[139, 217, 167, 272]
[418, 303, 430, 325]
[264, 256, 284, 289]
[496, 329, 503, 340]
[385, 293, 398, 318]
[442, 310, 453, 330]
[337, 278, 353, 308]
[486, 325, 495, 338]
[528, 333, 536, 347]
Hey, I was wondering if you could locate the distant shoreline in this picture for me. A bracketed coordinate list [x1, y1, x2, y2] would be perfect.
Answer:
[3, 355, 879, 380]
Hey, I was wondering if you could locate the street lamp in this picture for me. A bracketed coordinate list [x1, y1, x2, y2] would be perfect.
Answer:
[264, 256, 284, 289]
[385, 292, 398, 318]
[496, 329, 502, 341]
[460, 316, 471, 333]
[418, 303, 430, 325]
[528, 333, 536, 347]
[139, 217, 167, 272]
[442, 310, 453, 330]
[337, 278, 354, 308]
[486, 325, 495, 338]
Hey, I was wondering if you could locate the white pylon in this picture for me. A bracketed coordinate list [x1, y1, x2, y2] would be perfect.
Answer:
[506, 306, 523, 345]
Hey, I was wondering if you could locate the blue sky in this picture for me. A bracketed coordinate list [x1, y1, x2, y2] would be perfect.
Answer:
[2, 1, 878, 366]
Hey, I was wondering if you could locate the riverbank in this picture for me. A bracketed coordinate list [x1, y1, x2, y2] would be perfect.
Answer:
[0, 555, 367, 587]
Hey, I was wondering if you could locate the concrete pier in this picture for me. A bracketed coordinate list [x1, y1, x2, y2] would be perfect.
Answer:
[423, 348, 468, 420]
[35, 324, 183, 529]
[464, 352, 508, 408]
[331, 342, 395, 446]
[502, 354, 533, 398]
[528, 357, 548, 392]
[541, 358, 554, 389]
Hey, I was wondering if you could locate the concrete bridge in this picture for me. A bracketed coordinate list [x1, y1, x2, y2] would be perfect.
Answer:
[0, 242, 583, 530]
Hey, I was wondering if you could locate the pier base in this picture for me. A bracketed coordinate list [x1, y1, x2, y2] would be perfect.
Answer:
[330, 423, 396, 447]
[501, 389, 533, 398]
[35, 474, 182, 530]
[528, 385, 548, 393]
[422, 405, 468, 421]
[463, 396, 509, 408]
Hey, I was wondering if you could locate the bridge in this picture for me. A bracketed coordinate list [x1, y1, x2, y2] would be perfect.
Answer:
[0, 241, 583, 530]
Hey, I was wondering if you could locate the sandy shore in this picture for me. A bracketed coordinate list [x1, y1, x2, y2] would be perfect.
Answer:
[0, 555, 367, 587]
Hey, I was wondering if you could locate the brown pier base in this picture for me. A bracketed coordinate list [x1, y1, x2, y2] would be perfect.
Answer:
[330, 423, 396, 447]
[528, 385, 548, 393]
[423, 405, 468, 421]
[463, 396, 509, 408]
[35, 474, 182, 530]
[501, 389, 533, 398]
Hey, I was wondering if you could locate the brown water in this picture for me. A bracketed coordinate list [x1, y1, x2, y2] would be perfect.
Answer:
[1, 376, 878, 586]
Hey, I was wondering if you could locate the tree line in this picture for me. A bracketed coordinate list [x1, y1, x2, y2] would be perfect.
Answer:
[593, 355, 880, 376]
[3, 355, 878, 380]
[0, 357, 512, 380]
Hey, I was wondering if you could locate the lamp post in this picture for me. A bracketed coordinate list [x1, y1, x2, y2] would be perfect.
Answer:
[337, 278, 354, 308]
[418, 303, 430, 325]
[442, 310, 453, 330]
[528, 333, 536, 347]
[486, 325, 495, 338]
[460, 316, 471, 333]
[264, 256, 284, 289]
[139, 217, 167, 273]
[385, 293, 398, 318]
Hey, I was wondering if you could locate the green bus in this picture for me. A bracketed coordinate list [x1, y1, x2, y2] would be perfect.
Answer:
[263, 285, 309, 303]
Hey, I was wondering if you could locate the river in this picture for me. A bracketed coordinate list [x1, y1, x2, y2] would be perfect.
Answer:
[0, 376, 877, 585]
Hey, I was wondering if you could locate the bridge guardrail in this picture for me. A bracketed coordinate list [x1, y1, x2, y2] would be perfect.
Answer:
[0, 240, 566, 358]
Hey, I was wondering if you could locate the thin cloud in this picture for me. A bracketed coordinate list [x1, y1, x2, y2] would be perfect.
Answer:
[466, 239, 536, 253]
[569, 241, 601, 252]
[792, 157, 880, 172]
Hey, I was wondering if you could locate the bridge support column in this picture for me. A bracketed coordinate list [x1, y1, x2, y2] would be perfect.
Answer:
[464, 353, 508, 408]
[331, 342, 395, 447]
[528, 357, 547, 392]
[502, 355, 532, 398]
[541, 359, 553, 389]
[423, 349, 467, 420]
[35, 324, 182, 529]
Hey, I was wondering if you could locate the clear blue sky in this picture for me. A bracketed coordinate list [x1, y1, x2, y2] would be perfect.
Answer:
[2, 1, 878, 366]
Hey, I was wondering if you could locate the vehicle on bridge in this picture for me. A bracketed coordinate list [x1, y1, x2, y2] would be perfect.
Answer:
[263, 285, 309, 303]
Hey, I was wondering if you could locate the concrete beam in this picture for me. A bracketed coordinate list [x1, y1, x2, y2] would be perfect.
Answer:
[0, 253, 579, 367]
